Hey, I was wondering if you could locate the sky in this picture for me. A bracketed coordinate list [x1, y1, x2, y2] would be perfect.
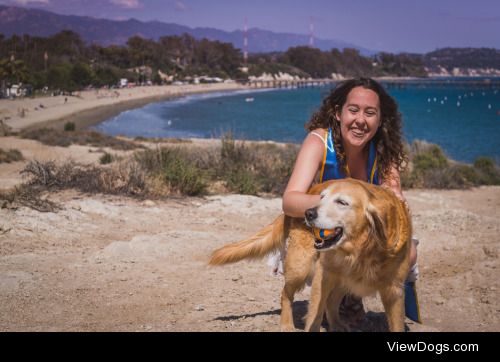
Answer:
[1, 0, 499, 53]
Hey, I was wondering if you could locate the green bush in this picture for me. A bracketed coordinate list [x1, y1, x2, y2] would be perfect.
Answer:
[162, 156, 207, 196]
[412, 144, 448, 173]
[224, 166, 259, 195]
[99, 153, 113, 164]
[403, 141, 500, 189]
[473, 157, 500, 185]
[64, 122, 76, 132]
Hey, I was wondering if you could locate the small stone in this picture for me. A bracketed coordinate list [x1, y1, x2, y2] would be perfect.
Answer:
[231, 275, 242, 281]
[143, 200, 156, 207]
[434, 298, 445, 305]
[483, 246, 498, 258]
[195, 305, 204, 311]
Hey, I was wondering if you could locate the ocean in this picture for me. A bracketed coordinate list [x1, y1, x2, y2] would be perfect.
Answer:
[94, 80, 500, 163]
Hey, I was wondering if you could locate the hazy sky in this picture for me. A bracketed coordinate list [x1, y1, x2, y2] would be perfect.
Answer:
[1, 0, 499, 53]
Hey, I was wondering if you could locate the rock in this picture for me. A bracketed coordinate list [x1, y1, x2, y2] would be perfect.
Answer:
[195, 305, 204, 311]
[483, 246, 498, 258]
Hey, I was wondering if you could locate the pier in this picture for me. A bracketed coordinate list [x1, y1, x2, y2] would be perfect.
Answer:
[242, 78, 500, 90]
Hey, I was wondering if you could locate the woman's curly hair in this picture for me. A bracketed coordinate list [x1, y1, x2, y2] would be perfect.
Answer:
[305, 77, 408, 182]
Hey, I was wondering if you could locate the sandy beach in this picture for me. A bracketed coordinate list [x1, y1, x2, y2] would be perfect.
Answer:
[0, 82, 499, 332]
[0, 82, 247, 132]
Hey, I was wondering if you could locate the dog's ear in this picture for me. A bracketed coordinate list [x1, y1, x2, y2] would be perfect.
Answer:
[365, 203, 387, 245]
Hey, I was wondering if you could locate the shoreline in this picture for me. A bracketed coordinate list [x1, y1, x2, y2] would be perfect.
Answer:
[0, 83, 249, 133]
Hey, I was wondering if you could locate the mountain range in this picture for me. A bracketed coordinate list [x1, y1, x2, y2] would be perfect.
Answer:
[0, 5, 375, 55]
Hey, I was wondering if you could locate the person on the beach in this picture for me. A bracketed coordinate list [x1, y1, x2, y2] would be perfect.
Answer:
[282, 77, 420, 326]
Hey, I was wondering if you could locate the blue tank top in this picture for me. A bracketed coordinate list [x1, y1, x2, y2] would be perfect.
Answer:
[319, 128, 379, 185]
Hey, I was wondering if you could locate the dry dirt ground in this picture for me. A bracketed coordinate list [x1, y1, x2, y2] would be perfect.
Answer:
[1, 135, 499, 332]
[0, 184, 499, 332]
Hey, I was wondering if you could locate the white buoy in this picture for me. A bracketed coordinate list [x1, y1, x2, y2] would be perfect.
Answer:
[427, 98, 431, 102]
[457, 101, 460, 107]
[488, 104, 492, 110]
[440, 100, 444, 105]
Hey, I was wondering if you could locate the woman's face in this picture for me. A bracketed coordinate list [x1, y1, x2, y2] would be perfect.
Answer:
[336, 86, 381, 149]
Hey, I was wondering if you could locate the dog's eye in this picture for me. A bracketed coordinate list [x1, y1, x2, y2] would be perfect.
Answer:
[335, 199, 349, 206]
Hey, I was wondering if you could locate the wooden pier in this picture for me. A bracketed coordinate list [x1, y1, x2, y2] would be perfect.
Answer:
[243, 78, 500, 90]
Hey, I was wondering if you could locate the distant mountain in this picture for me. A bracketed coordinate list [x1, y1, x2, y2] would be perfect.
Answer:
[0, 5, 375, 55]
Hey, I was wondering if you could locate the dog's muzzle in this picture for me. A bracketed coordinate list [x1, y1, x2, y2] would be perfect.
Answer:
[313, 227, 343, 250]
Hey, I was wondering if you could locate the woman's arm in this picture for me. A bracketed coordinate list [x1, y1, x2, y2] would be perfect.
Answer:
[381, 165, 411, 212]
[282, 131, 325, 218]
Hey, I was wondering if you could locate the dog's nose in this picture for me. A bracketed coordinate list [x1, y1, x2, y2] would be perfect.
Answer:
[305, 208, 318, 222]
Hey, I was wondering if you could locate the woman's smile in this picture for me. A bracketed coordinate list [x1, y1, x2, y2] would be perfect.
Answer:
[349, 127, 366, 138]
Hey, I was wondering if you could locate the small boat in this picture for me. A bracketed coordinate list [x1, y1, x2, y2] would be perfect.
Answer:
[245, 97, 254, 102]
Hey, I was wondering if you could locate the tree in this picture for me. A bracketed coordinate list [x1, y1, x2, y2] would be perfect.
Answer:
[71, 62, 93, 87]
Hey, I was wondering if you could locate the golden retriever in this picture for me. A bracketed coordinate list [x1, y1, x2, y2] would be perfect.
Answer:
[209, 178, 412, 332]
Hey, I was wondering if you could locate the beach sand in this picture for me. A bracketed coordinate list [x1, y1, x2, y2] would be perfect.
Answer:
[0, 82, 247, 132]
[0, 83, 499, 331]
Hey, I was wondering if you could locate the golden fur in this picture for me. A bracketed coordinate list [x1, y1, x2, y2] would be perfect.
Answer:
[209, 178, 412, 332]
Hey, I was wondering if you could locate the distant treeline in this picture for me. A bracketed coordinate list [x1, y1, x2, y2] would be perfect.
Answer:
[0, 30, 499, 92]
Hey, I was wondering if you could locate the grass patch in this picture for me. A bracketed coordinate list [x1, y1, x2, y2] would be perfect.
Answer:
[6, 134, 498, 213]
[401, 140, 500, 189]
[20, 128, 141, 150]
[0, 148, 24, 164]
[134, 136, 192, 144]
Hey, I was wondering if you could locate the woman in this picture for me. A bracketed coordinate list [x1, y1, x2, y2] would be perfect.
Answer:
[282, 77, 420, 326]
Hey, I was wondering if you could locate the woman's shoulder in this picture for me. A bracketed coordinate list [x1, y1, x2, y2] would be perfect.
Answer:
[308, 127, 328, 140]
[302, 128, 328, 155]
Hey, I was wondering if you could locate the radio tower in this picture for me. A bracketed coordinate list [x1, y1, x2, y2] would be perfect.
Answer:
[309, 16, 315, 48]
[243, 17, 248, 65]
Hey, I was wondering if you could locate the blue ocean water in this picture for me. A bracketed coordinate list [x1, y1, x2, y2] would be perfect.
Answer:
[95, 81, 500, 163]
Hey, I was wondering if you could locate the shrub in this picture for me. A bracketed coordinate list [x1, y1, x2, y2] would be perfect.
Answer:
[99, 152, 113, 164]
[412, 144, 448, 173]
[64, 122, 76, 132]
[473, 157, 500, 185]
[162, 156, 208, 196]
[0, 149, 24, 164]
[21, 128, 139, 150]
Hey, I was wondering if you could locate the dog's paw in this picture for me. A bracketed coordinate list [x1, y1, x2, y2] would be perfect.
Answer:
[280, 324, 296, 332]
[329, 321, 351, 332]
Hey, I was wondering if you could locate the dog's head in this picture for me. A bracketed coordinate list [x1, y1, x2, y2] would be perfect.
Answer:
[305, 179, 389, 252]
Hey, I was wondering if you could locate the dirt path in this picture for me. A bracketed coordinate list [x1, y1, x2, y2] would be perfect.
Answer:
[0, 186, 498, 331]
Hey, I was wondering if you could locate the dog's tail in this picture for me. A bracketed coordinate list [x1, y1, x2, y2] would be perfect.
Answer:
[209, 214, 289, 265]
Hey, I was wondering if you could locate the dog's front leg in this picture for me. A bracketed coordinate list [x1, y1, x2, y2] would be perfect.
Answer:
[379, 284, 405, 332]
[325, 286, 350, 332]
[304, 265, 335, 332]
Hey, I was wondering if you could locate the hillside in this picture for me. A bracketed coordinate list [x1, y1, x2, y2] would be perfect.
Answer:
[0, 5, 372, 54]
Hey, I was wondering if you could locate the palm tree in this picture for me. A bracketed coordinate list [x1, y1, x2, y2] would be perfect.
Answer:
[0, 57, 29, 97]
